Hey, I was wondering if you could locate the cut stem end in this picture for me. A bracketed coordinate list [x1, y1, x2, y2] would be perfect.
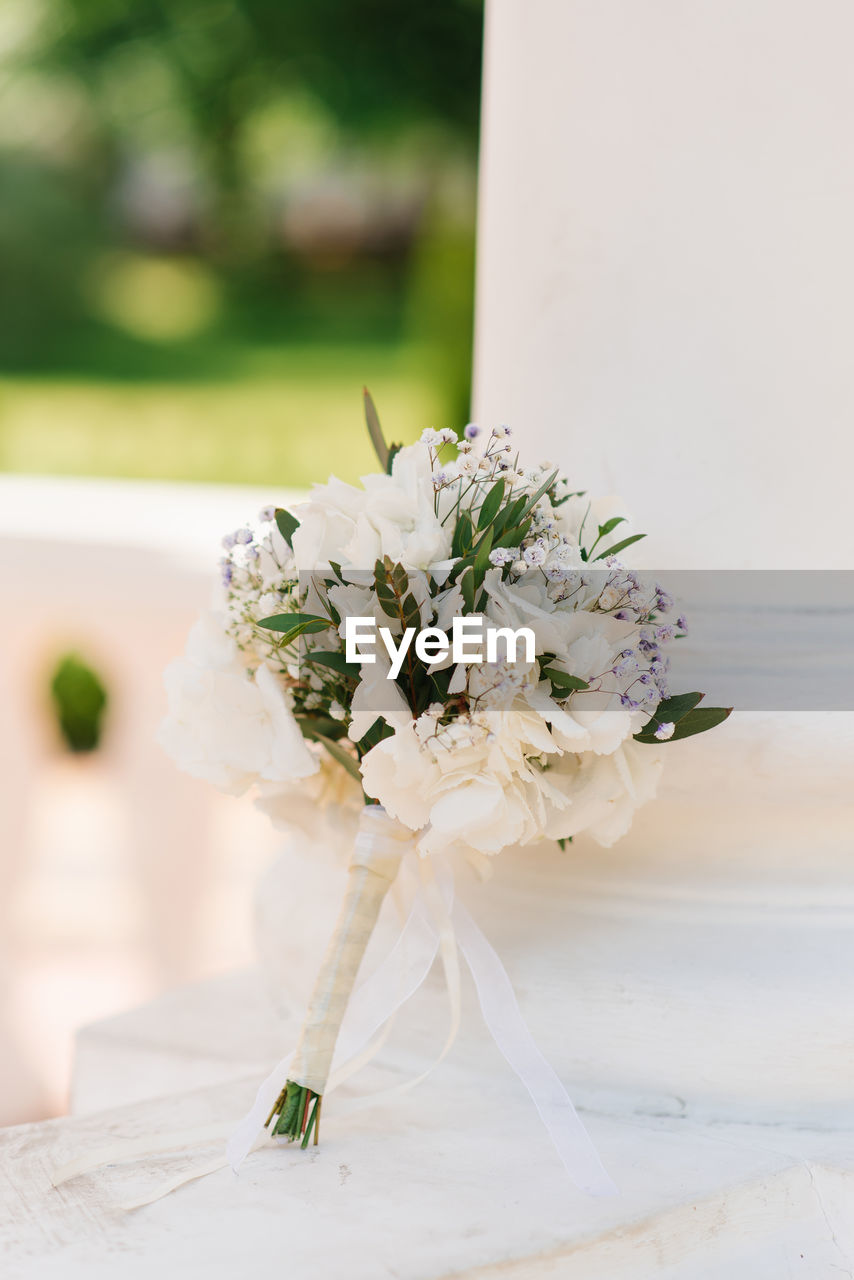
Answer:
[266, 1080, 323, 1150]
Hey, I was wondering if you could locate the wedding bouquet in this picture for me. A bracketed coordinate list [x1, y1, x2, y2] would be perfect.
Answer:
[159, 394, 729, 1178]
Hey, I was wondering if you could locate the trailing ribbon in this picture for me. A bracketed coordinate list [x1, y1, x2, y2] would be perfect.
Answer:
[54, 817, 616, 1204]
[228, 833, 615, 1197]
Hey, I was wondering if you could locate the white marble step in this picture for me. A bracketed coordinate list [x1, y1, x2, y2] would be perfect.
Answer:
[2, 971, 852, 1277]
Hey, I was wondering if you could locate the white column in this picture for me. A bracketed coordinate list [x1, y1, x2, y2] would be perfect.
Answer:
[474, 0, 854, 568]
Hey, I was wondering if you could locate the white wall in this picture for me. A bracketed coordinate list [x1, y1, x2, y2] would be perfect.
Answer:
[474, 1, 854, 568]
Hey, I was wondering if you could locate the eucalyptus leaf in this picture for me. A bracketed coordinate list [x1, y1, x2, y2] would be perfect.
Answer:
[592, 533, 646, 561]
[257, 612, 331, 634]
[460, 566, 476, 613]
[276, 619, 332, 646]
[519, 469, 559, 520]
[652, 691, 705, 724]
[636, 706, 732, 743]
[542, 667, 590, 692]
[363, 388, 388, 471]
[386, 443, 403, 475]
[477, 479, 506, 530]
[304, 650, 360, 678]
[473, 526, 494, 588]
[308, 731, 363, 782]
[452, 511, 474, 559]
[275, 508, 299, 547]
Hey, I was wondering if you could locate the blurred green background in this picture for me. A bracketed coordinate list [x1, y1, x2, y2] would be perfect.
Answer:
[0, 0, 483, 486]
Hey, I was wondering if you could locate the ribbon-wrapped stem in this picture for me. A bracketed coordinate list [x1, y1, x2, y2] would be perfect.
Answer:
[265, 804, 412, 1145]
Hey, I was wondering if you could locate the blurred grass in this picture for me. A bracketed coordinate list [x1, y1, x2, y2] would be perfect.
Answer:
[0, 340, 447, 487]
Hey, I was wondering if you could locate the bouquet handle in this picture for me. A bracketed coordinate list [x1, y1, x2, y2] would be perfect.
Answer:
[266, 805, 413, 1143]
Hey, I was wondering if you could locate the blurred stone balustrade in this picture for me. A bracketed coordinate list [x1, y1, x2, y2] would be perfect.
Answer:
[0, 474, 295, 1126]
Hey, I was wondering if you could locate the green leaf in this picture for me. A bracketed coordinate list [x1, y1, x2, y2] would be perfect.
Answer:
[452, 511, 474, 559]
[490, 494, 526, 539]
[519, 469, 559, 520]
[665, 706, 732, 740]
[592, 533, 646, 561]
[257, 611, 332, 635]
[304, 650, 360, 678]
[295, 713, 346, 739]
[402, 592, 422, 629]
[355, 716, 394, 753]
[460, 566, 476, 613]
[363, 388, 389, 471]
[307, 731, 363, 782]
[652, 691, 705, 724]
[636, 706, 732, 743]
[633, 691, 704, 742]
[477, 479, 506, 530]
[386, 443, 403, 475]
[279, 620, 332, 646]
[542, 667, 590, 692]
[274, 508, 299, 546]
[493, 517, 532, 550]
[473, 526, 494, 589]
[596, 516, 626, 539]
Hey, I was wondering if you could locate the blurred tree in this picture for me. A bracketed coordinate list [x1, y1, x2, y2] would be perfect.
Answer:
[38, 0, 483, 262]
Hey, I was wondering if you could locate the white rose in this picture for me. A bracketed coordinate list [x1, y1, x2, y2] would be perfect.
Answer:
[359, 720, 439, 831]
[291, 444, 451, 573]
[418, 775, 537, 858]
[158, 612, 318, 795]
[541, 740, 662, 847]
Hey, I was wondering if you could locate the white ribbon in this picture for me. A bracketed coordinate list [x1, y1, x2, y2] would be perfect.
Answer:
[228, 848, 615, 1198]
[451, 896, 617, 1196]
[54, 832, 616, 1203]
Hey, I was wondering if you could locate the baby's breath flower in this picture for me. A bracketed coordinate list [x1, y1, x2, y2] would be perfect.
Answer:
[523, 539, 547, 567]
[421, 427, 458, 447]
[654, 721, 675, 740]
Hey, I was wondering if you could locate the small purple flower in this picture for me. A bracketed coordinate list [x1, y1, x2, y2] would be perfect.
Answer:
[655, 585, 674, 613]
[613, 609, 634, 621]
[676, 615, 689, 633]
[655, 624, 676, 643]
[654, 721, 675, 741]
[221, 532, 237, 550]
[258, 505, 277, 524]
[464, 423, 480, 440]
[638, 637, 659, 655]
[620, 694, 640, 710]
[219, 557, 233, 586]
[235, 527, 254, 546]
